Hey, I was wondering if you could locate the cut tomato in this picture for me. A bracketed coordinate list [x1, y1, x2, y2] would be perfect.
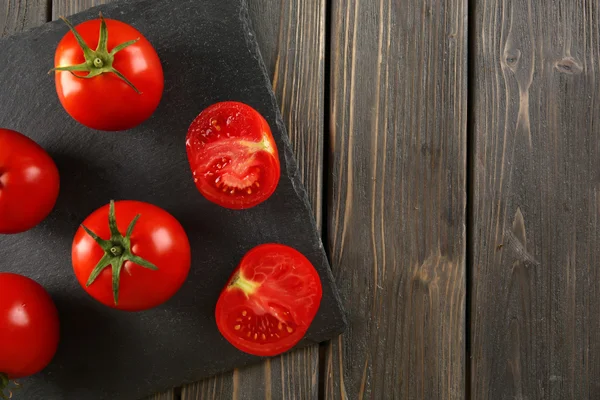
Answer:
[186, 101, 280, 209]
[215, 244, 322, 356]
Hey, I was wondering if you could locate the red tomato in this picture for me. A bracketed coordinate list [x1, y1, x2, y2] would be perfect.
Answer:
[72, 200, 191, 311]
[0, 128, 60, 234]
[0, 273, 60, 381]
[53, 14, 164, 131]
[215, 244, 322, 356]
[186, 101, 281, 209]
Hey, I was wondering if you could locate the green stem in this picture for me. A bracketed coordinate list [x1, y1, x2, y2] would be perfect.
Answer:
[49, 13, 141, 93]
[229, 273, 259, 295]
[83, 200, 158, 305]
[0, 373, 21, 400]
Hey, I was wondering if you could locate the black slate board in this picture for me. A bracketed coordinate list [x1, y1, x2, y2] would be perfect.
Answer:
[0, 0, 346, 398]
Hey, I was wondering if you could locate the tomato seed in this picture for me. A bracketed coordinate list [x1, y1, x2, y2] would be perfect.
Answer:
[247, 332, 251, 337]
[234, 325, 241, 330]
[287, 327, 293, 333]
[278, 323, 283, 330]
[255, 182, 260, 188]
[242, 310, 247, 316]
[261, 334, 266, 340]
[247, 188, 252, 194]
[254, 333, 258, 340]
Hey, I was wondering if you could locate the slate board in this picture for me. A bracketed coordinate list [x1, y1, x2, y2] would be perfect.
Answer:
[0, 0, 346, 398]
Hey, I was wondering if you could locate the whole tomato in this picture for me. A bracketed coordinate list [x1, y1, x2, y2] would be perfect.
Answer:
[0, 128, 60, 234]
[52, 14, 164, 131]
[215, 244, 322, 356]
[72, 200, 191, 311]
[186, 101, 281, 209]
[0, 273, 60, 393]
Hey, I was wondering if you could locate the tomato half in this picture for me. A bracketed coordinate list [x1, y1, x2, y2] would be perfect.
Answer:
[72, 200, 191, 311]
[0, 128, 60, 234]
[215, 244, 322, 356]
[53, 14, 164, 131]
[186, 102, 281, 209]
[0, 273, 60, 382]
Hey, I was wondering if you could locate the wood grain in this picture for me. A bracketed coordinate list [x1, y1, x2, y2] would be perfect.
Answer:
[0, 0, 49, 37]
[181, 0, 326, 398]
[324, 0, 467, 398]
[52, 0, 326, 399]
[471, 0, 600, 398]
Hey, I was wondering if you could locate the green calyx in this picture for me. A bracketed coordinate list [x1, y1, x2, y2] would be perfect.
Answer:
[50, 12, 142, 94]
[82, 200, 158, 305]
[0, 373, 21, 399]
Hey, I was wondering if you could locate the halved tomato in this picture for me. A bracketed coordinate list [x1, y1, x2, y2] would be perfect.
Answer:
[185, 101, 281, 209]
[215, 244, 322, 356]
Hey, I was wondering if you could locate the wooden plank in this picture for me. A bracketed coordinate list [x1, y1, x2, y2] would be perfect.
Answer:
[0, 0, 49, 37]
[471, 0, 600, 398]
[53, 0, 325, 399]
[324, 0, 467, 398]
[181, 0, 325, 398]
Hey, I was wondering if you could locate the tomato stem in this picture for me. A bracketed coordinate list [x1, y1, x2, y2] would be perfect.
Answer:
[0, 374, 22, 399]
[82, 200, 158, 305]
[49, 12, 142, 94]
[229, 273, 259, 295]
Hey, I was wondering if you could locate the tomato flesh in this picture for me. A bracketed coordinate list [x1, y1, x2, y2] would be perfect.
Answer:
[0, 273, 60, 379]
[186, 102, 280, 209]
[0, 129, 60, 234]
[216, 244, 322, 356]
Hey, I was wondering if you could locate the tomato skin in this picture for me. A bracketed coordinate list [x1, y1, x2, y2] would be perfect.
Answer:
[0, 129, 60, 234]
[215, 244, 322, 356]
[54, 18, 164, 131]
[0, 273, 60, 379]
[72, 201, 191, 311]
[186, 102, 281, 209]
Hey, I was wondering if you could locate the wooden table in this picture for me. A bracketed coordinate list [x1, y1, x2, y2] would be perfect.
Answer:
[2, 0, 599, 399]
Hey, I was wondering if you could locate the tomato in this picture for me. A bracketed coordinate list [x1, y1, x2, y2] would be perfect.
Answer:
[72, 200, 191, 311]
[0, 128, 60, 234]
[52, 14, 164, 131]
[186, 101, 281, 209]
[0, 273, 60, 384]
[215, 244, 322, 356]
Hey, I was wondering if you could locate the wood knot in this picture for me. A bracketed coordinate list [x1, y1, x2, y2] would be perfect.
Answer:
[555, 57, 583, 75]
[503, 49, 521, 70]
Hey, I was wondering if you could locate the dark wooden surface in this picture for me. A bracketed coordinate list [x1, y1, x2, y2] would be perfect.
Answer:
[0, 0, 48, 36]
[324, 0, 466, 398]
[4, 0, 600, 398]
[470, 0, 600, 399]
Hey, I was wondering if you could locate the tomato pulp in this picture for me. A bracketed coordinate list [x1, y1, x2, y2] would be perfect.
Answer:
[0, 273, 60, 381]
[72, 200, 191, 311]
[186, 101, 281, 209]
[0, 128, 60, 234]
[53, 15, 164, 131]
[215, 244, 322, 356]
